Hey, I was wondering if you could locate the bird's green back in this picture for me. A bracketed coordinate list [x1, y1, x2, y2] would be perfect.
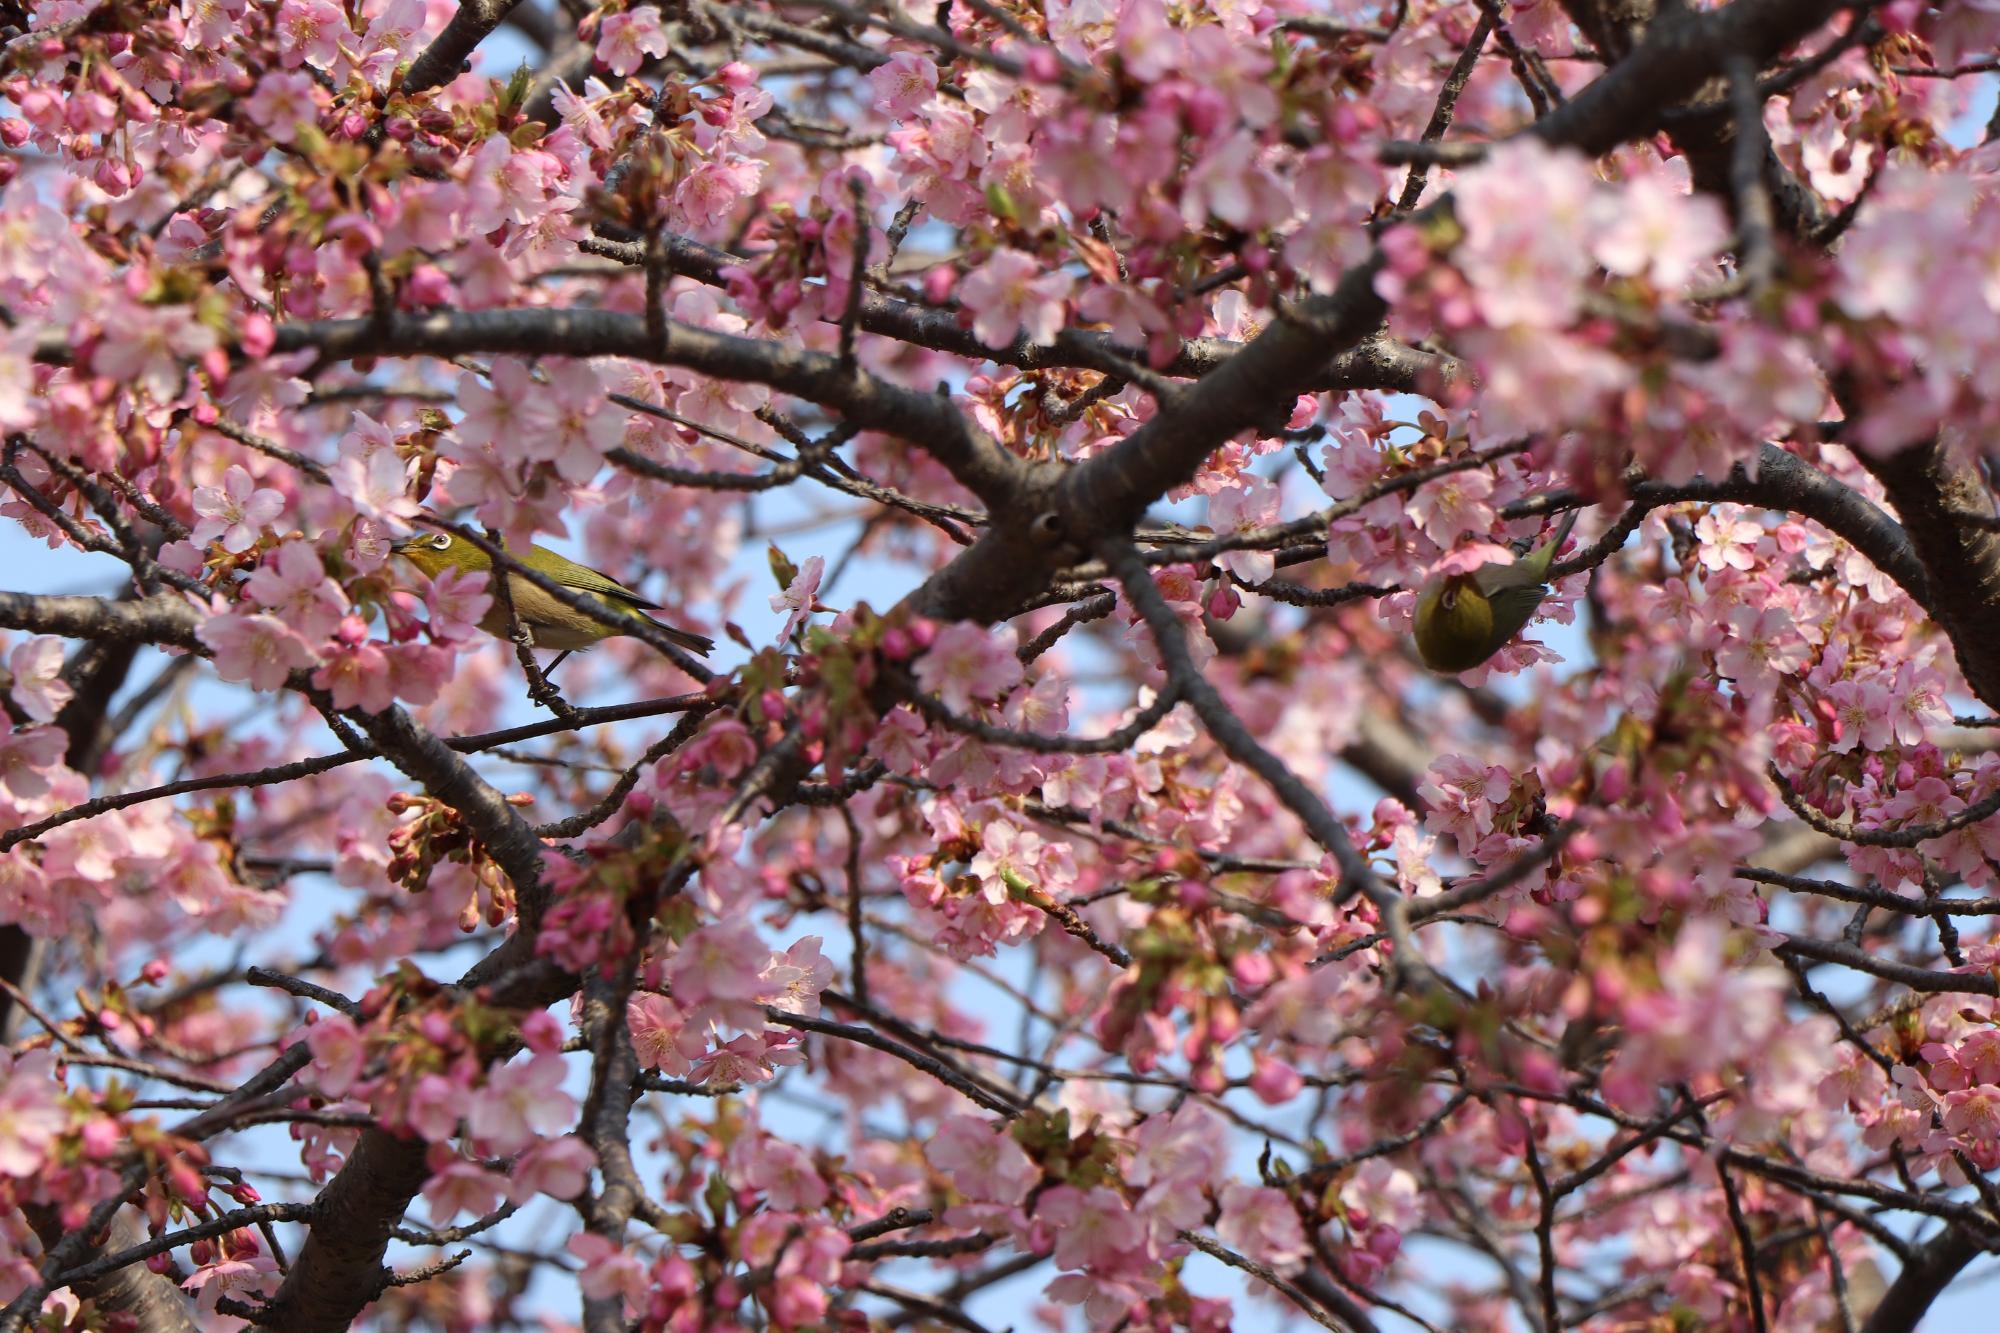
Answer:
[1472, 510, 1579, 595]
[398, 533, 661, 610]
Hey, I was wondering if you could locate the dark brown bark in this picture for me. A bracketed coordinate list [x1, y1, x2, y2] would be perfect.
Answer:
[1865, 440, 2000, 711]
[1860, 1225, 1983, 1333]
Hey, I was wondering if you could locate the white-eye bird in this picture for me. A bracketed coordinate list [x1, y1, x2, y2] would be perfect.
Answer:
[1411, 510, 1579, 674]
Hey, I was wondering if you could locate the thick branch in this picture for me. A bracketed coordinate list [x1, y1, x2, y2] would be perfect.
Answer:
[0, 591, 201, 649]
[1529, 0, 1851, 156]
[256, 307, 1026, 507]
[20, 1210, 202, 1333]
[402, 0, 526, 95]
[1861, 1225, 1983, 1333]
[1862, 439, 2000, 710]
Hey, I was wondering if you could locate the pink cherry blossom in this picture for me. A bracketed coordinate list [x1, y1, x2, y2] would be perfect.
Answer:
[7, 636, 72, 723]
[915, 622, 1023, 714]
[1207, 474, 1282, 584]
[190, 465, 284, 553]
[1592, 170, 1728, 290]
[596, 6, 669, 78]
[0, 1050, 65, 1177]
[667, 918, 772, 1031]
[421, 1157, 507, 1224]
[925, 1114, 1037, 1205]
[569, 1232, 648, 1306]
[770, 554, 824, 641]
[1451, 139, 1600, 328]
[182, 1255, 279, 1314]
[467, 1052, 575, 1156]
[508, 1137, 596, 1203]
[423, 564, 492, 643]
[961, 249, 1073, 348]
[93, 305, 219, 400]
[305, 1014, 366, 1098]
[1037, 1185, 1145, 1272]
[312, 623, 394, 712]
[200, 610, 320, 691]
[867, 53, 939, 120]
[1694, 508, 1763, 573]
[0, 722, 68, 801]
[274, 0, 347, 70]
[736, 1138, 828, 1211]
[245, 541, 350, 640]
[244, 71, 323, 143]
[331, 445, 420, 533]
[1215, 1184, 1309, 1273]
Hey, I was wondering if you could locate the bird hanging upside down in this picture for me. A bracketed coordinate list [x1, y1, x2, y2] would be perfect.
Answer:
[1411, 510, 1579, 674]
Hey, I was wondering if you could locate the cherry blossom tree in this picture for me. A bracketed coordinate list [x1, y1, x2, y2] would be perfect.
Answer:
[3, 0, 2000, 1328]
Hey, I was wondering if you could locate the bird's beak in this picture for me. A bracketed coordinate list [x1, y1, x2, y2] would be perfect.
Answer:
[390, 536, 417, 554]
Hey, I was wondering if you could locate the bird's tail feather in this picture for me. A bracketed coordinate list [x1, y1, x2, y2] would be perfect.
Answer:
[655, 623, 716, 657]
[1545, 508, 1580, 559]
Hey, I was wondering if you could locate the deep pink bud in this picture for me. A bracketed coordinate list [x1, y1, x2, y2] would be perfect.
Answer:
[1182, 88, 1227, 137]
[80, 1116, 122, 1159]
[91, 157, 133, 196]
[407, 264, 452, 306]
[1249, 1053, 1303, 1105]
[1231, 952, 1273, 989]
[1205, 582, 1239, 621]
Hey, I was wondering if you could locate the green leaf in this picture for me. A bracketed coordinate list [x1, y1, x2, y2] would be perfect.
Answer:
[767, 542, 798, 592]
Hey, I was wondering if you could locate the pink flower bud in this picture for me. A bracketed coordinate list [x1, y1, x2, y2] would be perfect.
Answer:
[1205, 582, 1239, 621]
[1231, 951, 1274, 989]
[81, 1116, 122, 1159]
[1182, 88, 1227, 137]
[91, 157, 133, 197]
[923, 265, 956, 305]
[407, 264, 452, 305]
[1249, 1053, 1303, 1104]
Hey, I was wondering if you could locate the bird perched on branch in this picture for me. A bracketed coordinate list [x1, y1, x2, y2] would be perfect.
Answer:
[392, 529, 714, 673]
[1411, 510, 1579, 674]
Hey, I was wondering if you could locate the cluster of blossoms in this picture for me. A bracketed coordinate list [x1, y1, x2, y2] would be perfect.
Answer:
[4, 0, 2000, 1327]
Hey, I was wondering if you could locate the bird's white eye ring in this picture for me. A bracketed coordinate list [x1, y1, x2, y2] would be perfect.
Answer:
[430, 533, 452, 550]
